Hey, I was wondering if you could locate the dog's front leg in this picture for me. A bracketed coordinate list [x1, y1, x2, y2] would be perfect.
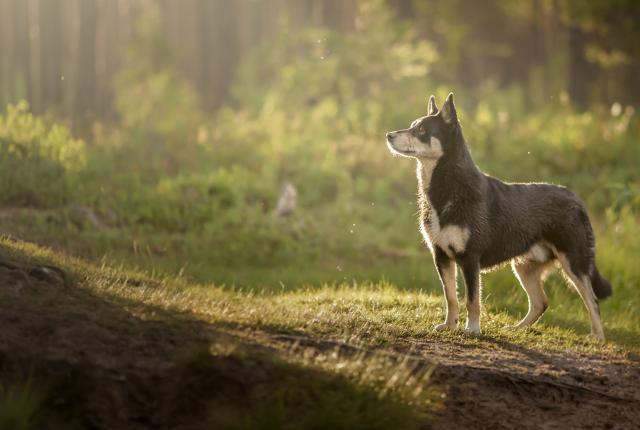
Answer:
[433, 247, 459, 330]
[460, 258, 482, 334]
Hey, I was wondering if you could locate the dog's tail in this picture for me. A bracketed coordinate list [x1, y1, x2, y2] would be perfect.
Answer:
[591, 266, 612, 300]
[581, 207, 612, 300]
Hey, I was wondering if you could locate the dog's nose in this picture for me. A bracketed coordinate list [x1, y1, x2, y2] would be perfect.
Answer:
[386, 132, 397, 140]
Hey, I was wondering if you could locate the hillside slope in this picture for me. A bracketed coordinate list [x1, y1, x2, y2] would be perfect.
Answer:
[0, 238, 638, 429]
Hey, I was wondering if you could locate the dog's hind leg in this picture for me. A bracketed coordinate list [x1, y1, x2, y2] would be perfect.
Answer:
[434, 247, 459, 330]
[511, 260, 552, 328]
[556, 252, 605, 341]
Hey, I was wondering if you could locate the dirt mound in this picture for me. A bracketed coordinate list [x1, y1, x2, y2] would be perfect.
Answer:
[0, 249, 638, 429]
[0, 252, 408, 429]
[0, 251, 254, 428]
[262, 332, 640, 430]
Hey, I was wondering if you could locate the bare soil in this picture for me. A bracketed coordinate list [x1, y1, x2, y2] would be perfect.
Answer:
[0, 251, 638, 429]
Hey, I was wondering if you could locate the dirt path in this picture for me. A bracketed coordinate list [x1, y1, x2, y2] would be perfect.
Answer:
[0, 253, 638, 429]
[405, 337, 639, 429]
[253, 332, 639, 430]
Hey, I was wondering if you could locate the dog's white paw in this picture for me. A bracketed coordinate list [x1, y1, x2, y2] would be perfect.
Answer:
[589, 332, 606, 343]
[434, 322, 456, 331]
[464, 324, 481, 335]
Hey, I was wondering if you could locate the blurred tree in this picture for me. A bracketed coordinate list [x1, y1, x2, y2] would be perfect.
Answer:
[567, 24, 592, 108]
[399, 0, 640, 108]
[73, 0, 97, 126]
[11, 0, 31, 105]
[39, 0, 63, 112]
[0, 0, 638, 124]
[0, 0, 15, 106]
[555, 0, 640, 106]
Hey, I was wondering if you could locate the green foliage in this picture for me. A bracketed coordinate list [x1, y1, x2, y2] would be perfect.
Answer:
[0, 102, 86, 207]
[111, 5, 204, 176]
[235, 0, 438, 135]
[0, 380, 40, 430]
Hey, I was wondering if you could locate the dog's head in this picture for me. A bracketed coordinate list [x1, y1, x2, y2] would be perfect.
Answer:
[386, 93, 459, 159]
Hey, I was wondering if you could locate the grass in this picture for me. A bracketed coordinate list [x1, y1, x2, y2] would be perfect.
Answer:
[2, 206, 638, 353]
[162, 342, 432, 430]
[4, 234, 637, 357]
[0, 380, 41, 430]
[0, 223, 637, 428]
[0, 237, 440, 429]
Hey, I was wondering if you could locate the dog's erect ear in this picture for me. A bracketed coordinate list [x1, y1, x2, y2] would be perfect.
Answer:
[427, 95, 438, 116]
[440, 92, 458, 124]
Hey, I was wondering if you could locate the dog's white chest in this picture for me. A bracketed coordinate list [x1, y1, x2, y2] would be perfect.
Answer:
[417, 161, 470, 258]
[419, 204, 441, 247]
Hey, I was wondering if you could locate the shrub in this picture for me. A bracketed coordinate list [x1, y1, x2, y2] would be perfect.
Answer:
[0, 102, 86, 208]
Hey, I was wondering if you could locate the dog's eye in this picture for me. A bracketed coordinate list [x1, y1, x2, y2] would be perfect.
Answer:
[418, 125, 426, 134]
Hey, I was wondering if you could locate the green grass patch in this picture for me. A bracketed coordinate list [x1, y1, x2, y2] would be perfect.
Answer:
[3, 236, 637, 358]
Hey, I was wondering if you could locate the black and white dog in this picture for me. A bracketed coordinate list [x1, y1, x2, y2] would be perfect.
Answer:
[386, 93, 611, 340]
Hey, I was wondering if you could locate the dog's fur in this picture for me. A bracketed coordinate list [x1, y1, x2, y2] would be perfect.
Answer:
[386, 93, 611, 340]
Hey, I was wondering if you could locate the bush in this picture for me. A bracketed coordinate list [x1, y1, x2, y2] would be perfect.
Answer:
[116, 167, 275, 232]
[0, 102, 86, 208]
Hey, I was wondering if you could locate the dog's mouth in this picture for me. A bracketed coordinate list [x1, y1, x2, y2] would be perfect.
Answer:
[387, 140, 415, 155]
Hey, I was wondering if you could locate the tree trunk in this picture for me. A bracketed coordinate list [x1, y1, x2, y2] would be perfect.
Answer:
[323, 0, 357, 32]
[568, 25, 590, 109]
[73, 0, 97, 127]
[0, 0, 16, 106]
[39, 0, 63, 112]
[11, 0, 31, 104]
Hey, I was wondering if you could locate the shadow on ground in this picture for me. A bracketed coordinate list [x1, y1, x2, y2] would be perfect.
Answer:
[0, 245, 417, 430]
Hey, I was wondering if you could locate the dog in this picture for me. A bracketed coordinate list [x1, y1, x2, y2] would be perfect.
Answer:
[385, 93, 611, 340]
